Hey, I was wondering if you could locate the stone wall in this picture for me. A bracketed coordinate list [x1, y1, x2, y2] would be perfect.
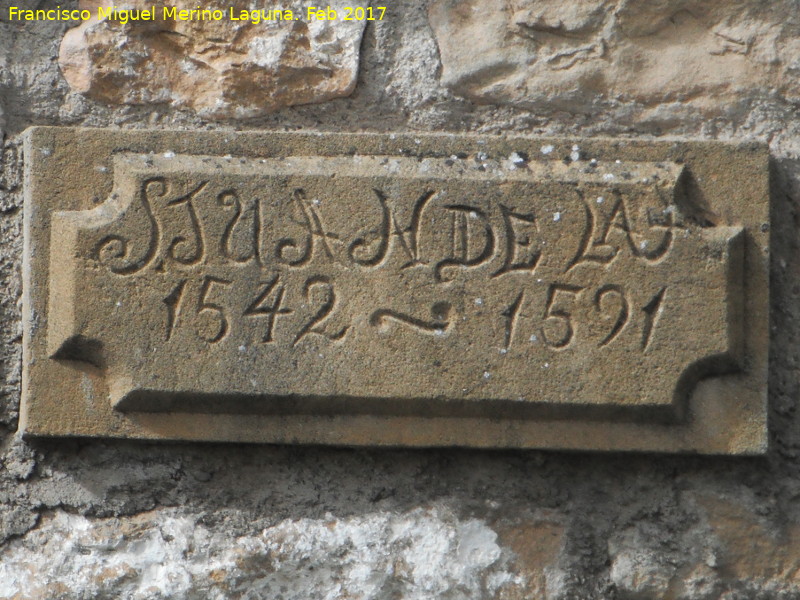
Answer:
[2, 1, 800, 598]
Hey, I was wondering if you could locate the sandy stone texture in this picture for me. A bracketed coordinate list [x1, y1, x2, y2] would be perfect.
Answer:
[428, 0, 800, 127]
[21, 130, 768, 453]
[0, 507, 533, 599]
[59, 0, 367, 119]
[3, 0, 800, 597]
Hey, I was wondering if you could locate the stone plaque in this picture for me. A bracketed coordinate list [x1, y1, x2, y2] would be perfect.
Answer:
[21, 128, 770, 453]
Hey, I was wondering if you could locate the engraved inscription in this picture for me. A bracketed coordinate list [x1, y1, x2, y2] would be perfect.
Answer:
[493, 205, 540, 278]
[370, 302, 452, 335]
[393, 190, 435, 269]
[348, 189, 390, 267]
[568, 190, 674, 270]
[294, 276, 349, 346]
[244, 276, 292, 343]
[46, 153, 744, 416]
[435, 205, 496, 283]
[541, 284, 583, 349]
[197, 275, 231, 343]
[219, 189, 260, 265]
[276, 189, 338, 266]
[594, 285, 628, 347]
[163, 279, 187, 342]
[161, 181, 207, 268]
[94, 177, 162, 275]
[642, 287, 667, 351]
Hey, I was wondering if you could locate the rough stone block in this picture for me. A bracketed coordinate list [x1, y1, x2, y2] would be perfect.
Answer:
[428, 0, 800, 123]
[21, 127, 770, 453]
[59, 0, 367, 118]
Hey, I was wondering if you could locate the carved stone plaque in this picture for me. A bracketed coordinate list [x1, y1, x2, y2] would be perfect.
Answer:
[21, 128, 770, 453]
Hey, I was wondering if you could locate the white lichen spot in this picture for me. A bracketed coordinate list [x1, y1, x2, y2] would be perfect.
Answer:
[487, 571, 526, 593]
[553, 212, 562, 222]
[238, 345, 247, 353]
[312, 198, 321, 206]
[499, 348, 508, 355]
[570, 145, 581, 162]
[529, 334, 538, 343]
[540, 144, 554, 155]
[115, 301, 122, 307]
[474, 298, 483, 306]
[456, 520, 502, 571]
[163, 151, 176, 159]
[483, 371, 491, 379]
[469, 211, 479, 220]
[589, 158, 598, 167]
[615, 159, 622, 164]
[509, 152, 526, 166]
[603, 173, 615, 181]
[434, 329, 446, 337]
[179, 59, 196, 74]
[639, 240, 649, 250]
[597, 196, 605, 204]
[248, 35, 286, 67]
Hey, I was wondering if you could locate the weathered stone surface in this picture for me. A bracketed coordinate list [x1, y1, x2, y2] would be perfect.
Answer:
[49, 154, 736, 418]
[22, 127, 769, 453]
[428, 0, 800, 121]
[0, 508, 544, 600]
[59, 0, 367, 118]
[6, 2, 800, 597]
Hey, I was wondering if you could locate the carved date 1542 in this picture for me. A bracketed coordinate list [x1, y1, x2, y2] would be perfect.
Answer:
[91, 174, 676, 353]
